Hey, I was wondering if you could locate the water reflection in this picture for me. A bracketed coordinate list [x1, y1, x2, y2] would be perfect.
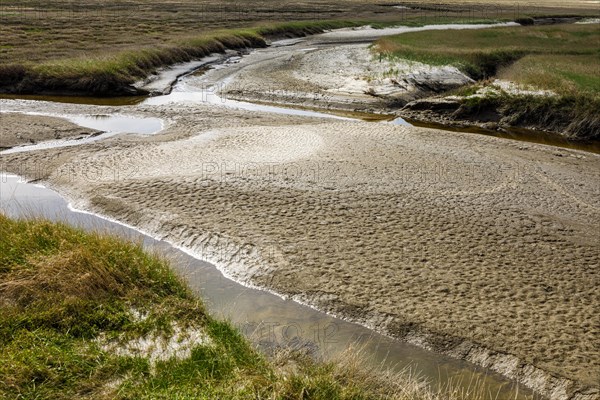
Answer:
[0, 113, 163, 154]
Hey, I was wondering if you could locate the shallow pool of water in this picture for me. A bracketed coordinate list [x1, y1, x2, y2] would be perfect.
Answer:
[67, 114, 163, 134]
[404, 118, 600, 154]
[0, 112, 163, 154]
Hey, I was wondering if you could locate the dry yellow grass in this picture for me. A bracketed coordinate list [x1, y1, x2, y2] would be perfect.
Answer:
[0, 0, 595, 96]
[0, 0, 595, 66]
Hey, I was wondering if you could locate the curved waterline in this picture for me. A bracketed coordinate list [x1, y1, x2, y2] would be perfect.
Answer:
[0, 111, 164, 155]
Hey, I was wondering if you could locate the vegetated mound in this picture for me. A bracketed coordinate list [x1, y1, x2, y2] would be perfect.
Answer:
[0, 214, 445, 399]
[376, 23, 600, 140]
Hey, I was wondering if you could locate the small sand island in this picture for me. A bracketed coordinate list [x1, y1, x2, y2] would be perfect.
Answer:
[0, 1, 598, 400]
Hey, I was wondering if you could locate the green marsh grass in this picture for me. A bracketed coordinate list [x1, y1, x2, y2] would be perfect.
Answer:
[375, 24, 600, 138]
[375, 24, 600, 82]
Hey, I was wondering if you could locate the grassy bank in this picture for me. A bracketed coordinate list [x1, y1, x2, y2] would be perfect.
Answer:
[0, 213, 452, 399]
[0, 21, 363, 96]
[375, 24, 600, 82]
[375, 24, 600, 139]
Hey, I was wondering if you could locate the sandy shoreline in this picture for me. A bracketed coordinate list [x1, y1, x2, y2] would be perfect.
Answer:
[216, 37, 474, 114]
[0, 113, 98, 150]
[1, 97, 598, 399]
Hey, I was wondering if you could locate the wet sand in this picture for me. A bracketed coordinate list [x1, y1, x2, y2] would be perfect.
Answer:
[0, 113, 98, 150]
[1, 97, 598, 399]
[218, 26, 488, 112]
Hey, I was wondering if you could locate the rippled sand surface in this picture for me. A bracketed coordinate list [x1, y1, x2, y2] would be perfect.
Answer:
[1, 98, 598, 397]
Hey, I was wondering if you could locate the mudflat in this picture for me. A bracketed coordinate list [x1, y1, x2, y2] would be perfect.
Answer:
[1, 97, 598, 398]
[219, 36, 475, 111]
[0, 113, 97, 149]
[2, 0, 600, 399]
